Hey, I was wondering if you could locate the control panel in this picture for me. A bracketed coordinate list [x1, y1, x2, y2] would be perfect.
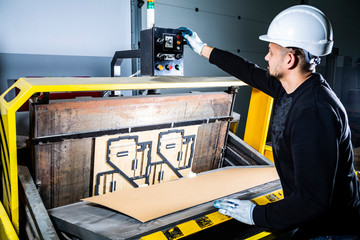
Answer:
[140, 27, 184, 76]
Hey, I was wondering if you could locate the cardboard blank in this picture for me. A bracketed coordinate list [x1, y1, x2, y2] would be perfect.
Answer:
[82, 166, 279, 222]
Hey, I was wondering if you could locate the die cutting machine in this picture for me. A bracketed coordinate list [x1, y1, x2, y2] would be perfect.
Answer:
[0, 75, 284, 240]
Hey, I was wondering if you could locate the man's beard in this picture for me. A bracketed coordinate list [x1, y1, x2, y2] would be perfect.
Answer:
[266, 65, 284, 79]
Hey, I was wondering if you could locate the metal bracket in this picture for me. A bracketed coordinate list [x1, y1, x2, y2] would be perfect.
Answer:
[111, 50, 141, 77]
[110, 49, 141, 96]
[226, 86, 239, 94]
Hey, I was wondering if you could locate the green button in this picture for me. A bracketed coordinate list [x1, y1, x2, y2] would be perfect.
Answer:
[147, 2, 154, 9]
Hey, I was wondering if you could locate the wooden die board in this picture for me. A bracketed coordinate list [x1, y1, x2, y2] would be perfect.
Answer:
[93, 126, 199, 195]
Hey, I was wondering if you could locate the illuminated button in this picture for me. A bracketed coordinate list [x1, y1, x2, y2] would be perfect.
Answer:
[175, 65, 182, 70]
[165, 65, 173, 70]
[177, 35, 181, 39]
[177, 40, 181, 45]
[155, 64, 163, 70]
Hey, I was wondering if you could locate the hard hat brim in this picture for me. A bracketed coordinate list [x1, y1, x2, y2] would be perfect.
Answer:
[259, 34, 271, 42]
[259, 34, 333, 57]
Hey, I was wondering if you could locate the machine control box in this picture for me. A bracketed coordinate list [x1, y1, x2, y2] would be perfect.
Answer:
[140, 27, 184, 76]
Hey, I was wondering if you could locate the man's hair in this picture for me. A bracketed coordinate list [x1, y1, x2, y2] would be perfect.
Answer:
[281, 47, 315, 72]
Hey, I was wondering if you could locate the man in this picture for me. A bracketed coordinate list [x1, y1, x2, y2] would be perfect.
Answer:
[180, 5, 360, 239]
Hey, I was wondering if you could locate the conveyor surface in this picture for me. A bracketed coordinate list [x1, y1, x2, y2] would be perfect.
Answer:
[48, 179, 281, 240]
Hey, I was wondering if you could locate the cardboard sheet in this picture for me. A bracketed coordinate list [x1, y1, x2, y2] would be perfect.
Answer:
[82, 166, 279, 222]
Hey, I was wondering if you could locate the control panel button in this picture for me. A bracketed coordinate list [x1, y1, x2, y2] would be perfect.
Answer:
[156, 53, 165, 60]
[155, 64, 163, 71]
[156, 38, 164, 44]
[165, 65, 173, 70]
[175, 65, 182, 70]
[175, 54, 182, 59]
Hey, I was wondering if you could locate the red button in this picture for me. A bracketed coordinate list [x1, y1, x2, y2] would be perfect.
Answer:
[166, 65, 173, 70]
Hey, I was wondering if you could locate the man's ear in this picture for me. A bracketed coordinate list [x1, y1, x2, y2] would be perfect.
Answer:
[286, 52, 297, 70]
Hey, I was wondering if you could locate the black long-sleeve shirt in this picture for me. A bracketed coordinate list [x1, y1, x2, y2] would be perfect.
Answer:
[209, 48, 360, 237]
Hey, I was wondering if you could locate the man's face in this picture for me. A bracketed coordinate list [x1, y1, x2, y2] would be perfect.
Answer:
[264, 43, 286, 79]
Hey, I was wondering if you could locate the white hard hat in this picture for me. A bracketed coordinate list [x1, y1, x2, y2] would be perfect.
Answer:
[259, 5, 333, 56]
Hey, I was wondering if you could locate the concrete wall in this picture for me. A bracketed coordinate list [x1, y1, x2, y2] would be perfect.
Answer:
[0, 0, 131, 94]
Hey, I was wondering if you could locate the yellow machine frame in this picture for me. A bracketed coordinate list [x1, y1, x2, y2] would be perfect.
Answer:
[0, 201, 18, 240]
[0, 76, 274, 239]
[141, 189, 284, 240]
[244, 88, 274, 161]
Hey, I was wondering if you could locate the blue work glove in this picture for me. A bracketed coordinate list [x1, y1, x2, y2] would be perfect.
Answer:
[213, 198, 256, 225]
[178, 27, 207, 55]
